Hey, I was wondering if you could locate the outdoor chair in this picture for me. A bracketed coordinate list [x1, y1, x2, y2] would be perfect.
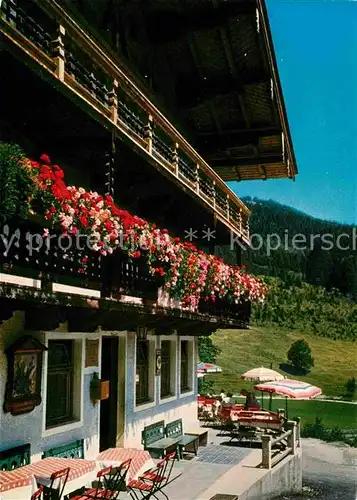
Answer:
[71, 461, 129, 500]
[42, 467, 70, 500]
[128, 451, 180, 500]
[31, 485, 44, 500]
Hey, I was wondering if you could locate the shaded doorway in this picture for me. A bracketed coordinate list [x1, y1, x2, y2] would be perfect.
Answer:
[100, 336, 118, 451]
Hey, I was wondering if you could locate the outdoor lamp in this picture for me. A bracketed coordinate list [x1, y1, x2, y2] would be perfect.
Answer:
[137, 325, 148, 340]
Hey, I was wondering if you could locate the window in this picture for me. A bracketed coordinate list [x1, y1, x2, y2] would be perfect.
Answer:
[160, 341, 171, 398]
[46, 340, 74, 428]
[180, 340, 189, 392]
[136, 340, 149, 404]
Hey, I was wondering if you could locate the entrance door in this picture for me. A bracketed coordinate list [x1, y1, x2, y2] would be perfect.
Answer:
[100, 337, 118, 451]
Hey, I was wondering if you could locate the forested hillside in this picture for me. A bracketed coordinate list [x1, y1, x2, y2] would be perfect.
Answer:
[252, 277, 357, 341]
[242, 197, 357, 298]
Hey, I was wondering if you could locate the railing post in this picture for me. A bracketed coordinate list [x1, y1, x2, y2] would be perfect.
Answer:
[286, 420, 297, 455]
[172, 142, 179, 176]
[245, 219, 250, 238]
[195, 164, 200, 194]
[212, 180, 216, 209]
[238, 211, 242, 234]
[261, 435, 272, 469]
[144, 115, 153, 155]
[108, 79, 118, 124]
[295, 417, 301, 448]
[277, 408, 286, 423]
[226, 194, 230, 220]
[52, 24, 65, 82]
[1, 0, 17, 26]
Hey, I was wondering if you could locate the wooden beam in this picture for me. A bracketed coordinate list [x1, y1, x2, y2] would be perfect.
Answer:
[144, 2, 255, 44]
[185, 28, 222, 134]
[211, 0, 252, 128]
[198, 126, 280, 137]
[176, 71, 269, 108]
[258, 164, 268, 180]
[196, 131, 282, 153]
[234, 166, 241, 182]
[208, 154, 283, 167]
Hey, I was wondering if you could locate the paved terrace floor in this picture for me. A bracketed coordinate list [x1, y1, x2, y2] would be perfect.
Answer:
[119, 429, 268, 500]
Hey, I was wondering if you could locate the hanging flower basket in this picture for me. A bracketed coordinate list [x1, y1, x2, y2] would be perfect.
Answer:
[0, 142, 268, 312]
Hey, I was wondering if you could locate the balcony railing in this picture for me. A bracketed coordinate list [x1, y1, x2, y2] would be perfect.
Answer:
[0, 0, 250, 243]
[0, 219, 250, 323]
[0, 219, 159, 300]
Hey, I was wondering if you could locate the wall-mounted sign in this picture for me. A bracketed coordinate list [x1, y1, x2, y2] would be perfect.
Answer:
[3, 336, 47, 416]
[156, 349, 162, 376]
[85, 340, 99, 367]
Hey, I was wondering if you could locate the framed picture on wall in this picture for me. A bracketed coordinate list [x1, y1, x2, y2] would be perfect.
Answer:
[3, 336, 47, 416]
[155, 349, 162, 376]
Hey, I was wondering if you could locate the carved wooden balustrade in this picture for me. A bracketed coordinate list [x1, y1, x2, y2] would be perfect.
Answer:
[0, 219, 250, 322]
[0, 0, 250, 243]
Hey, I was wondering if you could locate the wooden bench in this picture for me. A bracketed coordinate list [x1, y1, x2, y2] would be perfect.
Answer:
[185, 428, 208, 447]
[165, 419, 200, 459]
[42, 439, 84, 459]
[142, 421, 181, 460]
[0, 444, 31, 471]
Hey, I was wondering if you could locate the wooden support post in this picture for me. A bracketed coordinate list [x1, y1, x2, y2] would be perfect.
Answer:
[212, 180, 216, 209]
[209, 215, 217, 255]
[144, 115, 153, 155]
[238, 211, 242, 234]
[52, 24, 65, 81]
[236, 240, 242, 267]
[108, 79, 118, 124]
[104, 131, 116, 198]
[286, 420, 297, 455]
[245, 219, 250, 238]
[172, 142, 179, 176]
[261, 435, 272, 469]
[295, 417, 301, 448]
[195, 164, 200, 194]
[226, 194, 230, 220]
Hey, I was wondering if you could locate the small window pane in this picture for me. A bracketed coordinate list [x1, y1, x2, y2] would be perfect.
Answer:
[46, 340, 74, 428]
[136, 340, 149, 404]
[160, 341, 171, 398]
[181, 341, 189, 391]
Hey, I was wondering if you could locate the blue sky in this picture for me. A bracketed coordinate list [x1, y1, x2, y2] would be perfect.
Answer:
[228, 0, 357, 225]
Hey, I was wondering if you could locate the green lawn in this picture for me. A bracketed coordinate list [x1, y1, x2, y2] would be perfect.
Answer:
[207, 325, 357, 409]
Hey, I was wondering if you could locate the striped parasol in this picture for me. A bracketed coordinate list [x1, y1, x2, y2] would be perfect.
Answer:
[254, 379, 322, 416]
[253, 379, 322, 399]
[197, 362, 222, 374]
[241, 367, 284, 382]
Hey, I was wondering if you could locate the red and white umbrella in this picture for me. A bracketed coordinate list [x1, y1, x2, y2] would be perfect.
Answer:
[254, 379, 322, 416]
[197, 362, 222, 374]
[241, 366, 284, 410]
[241, 367, 284, 382]
[253, 379, 322, 399]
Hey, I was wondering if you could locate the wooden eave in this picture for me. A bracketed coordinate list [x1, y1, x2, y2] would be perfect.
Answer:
[86, 0, 297, 182]
[0, 287, 249, 333]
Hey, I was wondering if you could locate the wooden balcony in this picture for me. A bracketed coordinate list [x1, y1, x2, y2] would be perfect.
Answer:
[0, 219, 251, 329]
[0, 0, 250, 244]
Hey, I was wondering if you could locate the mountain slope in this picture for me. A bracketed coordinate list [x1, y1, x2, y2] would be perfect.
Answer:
[241, 197, 357, 296]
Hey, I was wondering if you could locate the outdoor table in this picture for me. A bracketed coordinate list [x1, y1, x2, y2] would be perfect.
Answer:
[0, 457, 97, 498]
[96, 448, 155, 483]
[0, 470, 33, 500]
